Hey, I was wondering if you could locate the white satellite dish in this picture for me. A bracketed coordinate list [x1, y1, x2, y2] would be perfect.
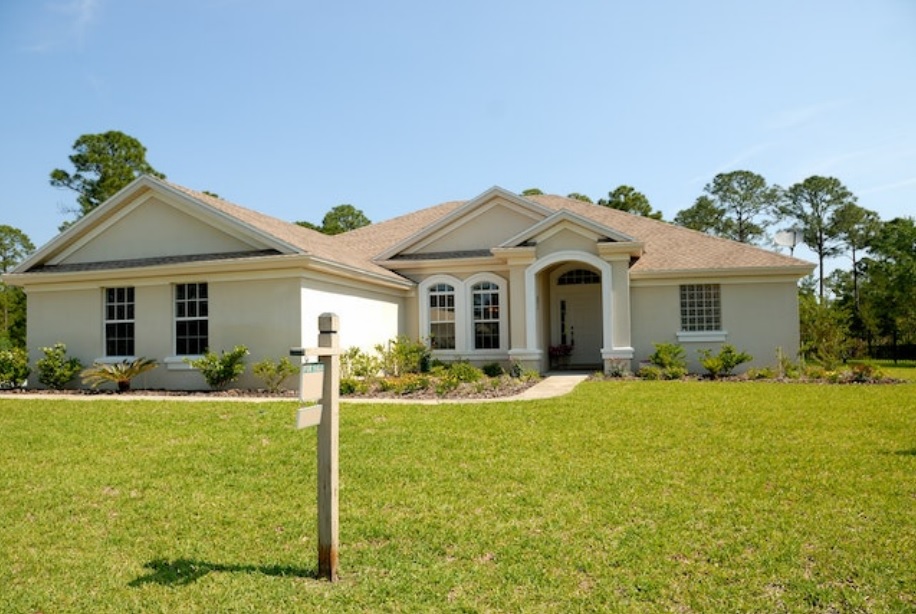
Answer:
[774, 228, 801, 255]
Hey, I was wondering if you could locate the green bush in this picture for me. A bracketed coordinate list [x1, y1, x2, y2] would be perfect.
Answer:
[482, 362, 504, 378]
[80, 357, 157, 392]
[375, 337, 430, 376]
[252, 356, 298, 393]
[185, 345, 249, 390]
[446, 361, 483, 384]
[339, 377, 369, 395]
[379, 373, 430, 395]
[639, 343, 687, 380]
[341, 346, 381, 379]
[0, 347, 30, 389]
[698, 344, 753, 379]
[36, 343, 83, 390]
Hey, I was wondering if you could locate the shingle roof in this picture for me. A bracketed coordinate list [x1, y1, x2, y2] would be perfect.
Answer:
[170, 182, 811, 281]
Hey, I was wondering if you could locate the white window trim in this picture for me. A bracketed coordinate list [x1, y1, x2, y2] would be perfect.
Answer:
[174, 282, 209, 357]
[418, 273, 508, 356]
[465, 273, 508, 354]
[103, 286, 135, 358]
[419, 275, 464, 355]
[677, 330, 728, 343]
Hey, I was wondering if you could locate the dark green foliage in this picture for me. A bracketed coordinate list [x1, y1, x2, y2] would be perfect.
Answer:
[598, 185, 663, 220]
[49, 131, 165, 225]
[799, 293, 850, 369]
[252, 356, 298, 393]
[185, 345, 249, 390]
[482, 362, 504, 378]
[698, 344, 753, 378]
[0, 347, 30, 388]
[639, 342, 687, 379]
[375, 336, 430, 377]
[80, 357, 157, 392]
[36, 343, 83, 389]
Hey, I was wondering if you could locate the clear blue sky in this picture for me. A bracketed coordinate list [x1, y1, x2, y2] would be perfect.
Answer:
[2, 0, 914, 269]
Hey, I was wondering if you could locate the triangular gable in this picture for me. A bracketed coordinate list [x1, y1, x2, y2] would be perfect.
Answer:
[15, 176, 301, 273]
[375, 186, 553, 261]
[498, 209, 638, 247]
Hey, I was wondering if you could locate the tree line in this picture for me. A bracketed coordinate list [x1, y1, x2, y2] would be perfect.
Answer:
[1, 131, 913, 364]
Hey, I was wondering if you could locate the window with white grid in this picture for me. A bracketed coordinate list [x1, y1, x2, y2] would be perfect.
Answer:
[680, 284, 721, 331]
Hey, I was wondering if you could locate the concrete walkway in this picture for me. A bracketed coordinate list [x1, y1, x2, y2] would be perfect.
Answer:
[0, 373, 590, 404]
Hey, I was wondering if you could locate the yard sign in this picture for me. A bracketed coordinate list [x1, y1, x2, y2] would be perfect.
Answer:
[291, 313, 340, 582]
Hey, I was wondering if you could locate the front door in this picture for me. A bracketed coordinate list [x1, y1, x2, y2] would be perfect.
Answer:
[552, 267, 602, 368]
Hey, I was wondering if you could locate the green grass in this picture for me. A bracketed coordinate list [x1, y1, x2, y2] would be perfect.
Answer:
[1, 381, 914, 612]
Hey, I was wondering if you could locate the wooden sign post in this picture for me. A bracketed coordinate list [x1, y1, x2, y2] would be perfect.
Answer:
[292, 313, 340, 582]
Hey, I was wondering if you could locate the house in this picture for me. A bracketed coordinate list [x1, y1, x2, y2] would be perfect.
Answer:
[5, 175, 814, 390]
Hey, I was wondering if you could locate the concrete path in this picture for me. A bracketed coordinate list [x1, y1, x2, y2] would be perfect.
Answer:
[0, 373, 590, 404]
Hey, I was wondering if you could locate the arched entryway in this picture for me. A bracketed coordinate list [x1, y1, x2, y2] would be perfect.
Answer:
[549, 264, 603, 369]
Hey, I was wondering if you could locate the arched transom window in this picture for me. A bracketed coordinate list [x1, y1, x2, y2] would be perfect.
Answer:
[419, 274, 507, 354]
[557, 268, 600, 285]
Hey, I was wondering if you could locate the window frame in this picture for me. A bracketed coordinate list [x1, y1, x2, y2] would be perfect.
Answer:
[174, 282, 209, 356]
[677, 283, 727, 342]
[104, 286, 135, 357]
[428, 281, 457, 350]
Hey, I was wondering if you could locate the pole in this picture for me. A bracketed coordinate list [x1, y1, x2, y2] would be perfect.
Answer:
[316, 313, 340, 581]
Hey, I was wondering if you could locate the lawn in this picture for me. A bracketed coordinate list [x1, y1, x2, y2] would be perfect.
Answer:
[1, 381, 914, 612]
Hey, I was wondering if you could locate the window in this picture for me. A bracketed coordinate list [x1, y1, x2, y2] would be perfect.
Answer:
[558, 269, 600, 285]
[471, 281, 500, 349]
[175, 282, 208, 355]
[428, 283, 456, 349]
[105, 287, 135, 356]
[680, 284, 721, 331]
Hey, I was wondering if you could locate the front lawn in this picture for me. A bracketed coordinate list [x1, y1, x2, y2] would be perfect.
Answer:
[1, 381, 914, 612]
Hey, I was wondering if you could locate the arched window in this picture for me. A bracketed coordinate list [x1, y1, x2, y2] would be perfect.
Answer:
[471, 281, 500, 349]
[428, 282, 456, 349]
[557, 269, 600, 285]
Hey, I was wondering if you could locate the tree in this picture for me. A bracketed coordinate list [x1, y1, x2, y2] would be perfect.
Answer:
[833, 203, 881, 310]
[695, 171, 780, 244]
[780, 176, 857, 301]
[566, 192, 593, 203]
[674, 195, 722, 234]
[296, 204, 371, 235]
[50, 130, 165, 226]
[521, 188, 544, 196]
[0, 226, 34, 348]
[598, 185, 663, 220]
[858, 217, 916, 360]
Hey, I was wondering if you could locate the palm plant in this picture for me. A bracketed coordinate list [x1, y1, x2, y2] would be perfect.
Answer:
[81, 357, 158, 392]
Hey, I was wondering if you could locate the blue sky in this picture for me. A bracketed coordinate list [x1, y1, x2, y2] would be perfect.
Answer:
[2, 0, 914, 270]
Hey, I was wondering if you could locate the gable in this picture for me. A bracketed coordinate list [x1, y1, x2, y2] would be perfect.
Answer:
[377, 187, 552, 260]
[54, 193, 263, 265]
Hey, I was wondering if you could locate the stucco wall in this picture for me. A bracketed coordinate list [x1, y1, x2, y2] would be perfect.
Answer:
[630, 279, 800, 373]
[300, 279, 404, 356]
[24, 276, 305, 390]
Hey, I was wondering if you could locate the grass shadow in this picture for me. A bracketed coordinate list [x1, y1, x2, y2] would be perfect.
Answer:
[894, 448, 916, 456]
[129, 558, 317, 587]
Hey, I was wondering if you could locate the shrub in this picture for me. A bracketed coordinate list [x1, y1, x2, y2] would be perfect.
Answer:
[186, 345, 249, 390]
[341, 346, 381, 379]
[252, 356, 298, 393]
[339, 377, 369, 395]
[746, 366, 776, 380]
[80, 357, 157, 392]
[0, 347, 30, 389]
[375, 337, 430, 376]
[639, 343, 687, 380]
[36, 343, 83, 390]
[605, 359, 631, 378]
[446, 361, 483, 384]
[379, 373, 430, 395]
[698, 344, 753, 379]
[482, 362, 504, 378]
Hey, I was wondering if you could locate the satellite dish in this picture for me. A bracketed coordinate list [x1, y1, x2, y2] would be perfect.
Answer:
[774, 228, 801, 255]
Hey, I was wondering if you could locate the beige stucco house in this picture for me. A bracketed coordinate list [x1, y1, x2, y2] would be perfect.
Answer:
[5, 175, 813, 390]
